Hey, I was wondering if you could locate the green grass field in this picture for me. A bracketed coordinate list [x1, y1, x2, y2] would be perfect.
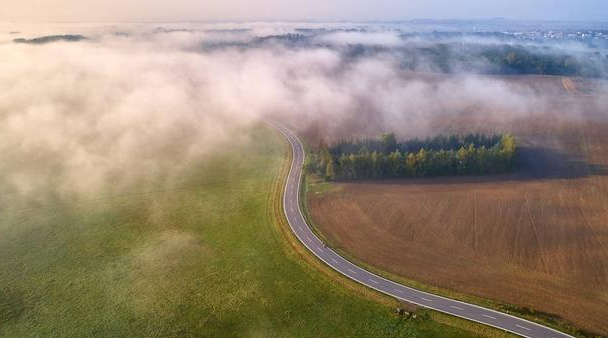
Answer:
[0, 125, 502, 338]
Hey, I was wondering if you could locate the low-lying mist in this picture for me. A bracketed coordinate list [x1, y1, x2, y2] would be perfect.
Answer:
[1, 23, 607, 206]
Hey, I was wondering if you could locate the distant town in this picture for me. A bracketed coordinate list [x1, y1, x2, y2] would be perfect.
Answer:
[500, 29, 608, 42]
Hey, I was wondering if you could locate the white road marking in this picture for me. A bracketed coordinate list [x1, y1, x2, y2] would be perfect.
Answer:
[450, 305, 464, 311]
[306, 236, 312, 242]
[482, 314, 497, 320]
[331, 258, 338, 263]
[370, 279, 380, 284]
[393, 288, 404, 294]
[348, 268, 357, 275]
[420, 297, 433, 302]
[298, 226, 303, 231]
[516, 324, 531, 331]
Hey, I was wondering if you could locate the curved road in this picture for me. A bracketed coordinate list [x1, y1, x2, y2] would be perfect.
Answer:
[273, 123, 575, 338]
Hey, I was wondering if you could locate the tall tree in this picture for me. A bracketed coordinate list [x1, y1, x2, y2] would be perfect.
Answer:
[325, 160, 335, 181]
[381, 132, 398, 153]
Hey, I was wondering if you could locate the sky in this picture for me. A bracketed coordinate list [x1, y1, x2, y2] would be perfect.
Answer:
[1, 0, 608, 23]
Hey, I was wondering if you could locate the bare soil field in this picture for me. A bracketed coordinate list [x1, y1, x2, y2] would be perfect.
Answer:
[306, 75, 608, 336]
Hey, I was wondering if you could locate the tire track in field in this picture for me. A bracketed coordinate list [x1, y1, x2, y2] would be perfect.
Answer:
[523, 195, 550, 275]
[561, 77, 577, 95]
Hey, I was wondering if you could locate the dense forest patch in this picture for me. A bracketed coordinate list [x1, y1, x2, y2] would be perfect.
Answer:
[306, 133, 517, 180]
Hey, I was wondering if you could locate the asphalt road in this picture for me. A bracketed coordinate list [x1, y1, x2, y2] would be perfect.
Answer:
[272, 123, 575, 338]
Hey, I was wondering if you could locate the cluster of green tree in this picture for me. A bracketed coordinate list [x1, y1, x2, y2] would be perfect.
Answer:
[477, 45, 602, 78]
[400, 43, 607, 78]
[330, 133, 502, 156]
[306, 133, 517, 181]
[13, 35, 88, 45]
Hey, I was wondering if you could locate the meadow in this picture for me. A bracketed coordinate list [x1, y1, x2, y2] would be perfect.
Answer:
[0, 126, 507, 338]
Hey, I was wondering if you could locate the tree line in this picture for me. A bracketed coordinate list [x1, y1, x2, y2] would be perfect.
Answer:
[478, 45, 601, 78]
[401, 43, 607, 78]
[306, 133, 517, 181]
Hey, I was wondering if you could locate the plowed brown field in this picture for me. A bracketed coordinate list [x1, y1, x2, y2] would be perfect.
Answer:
[307, 76, 608, 336]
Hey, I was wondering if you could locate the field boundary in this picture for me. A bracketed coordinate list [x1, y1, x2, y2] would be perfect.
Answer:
[273, 123, 583, 338]
[267, 125, 519, 338]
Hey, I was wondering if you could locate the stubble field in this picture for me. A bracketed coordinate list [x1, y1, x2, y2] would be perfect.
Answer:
[307, 75, 608, 336]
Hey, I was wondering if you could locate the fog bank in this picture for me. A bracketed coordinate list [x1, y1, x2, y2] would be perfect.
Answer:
[1, 23, 606, 204]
